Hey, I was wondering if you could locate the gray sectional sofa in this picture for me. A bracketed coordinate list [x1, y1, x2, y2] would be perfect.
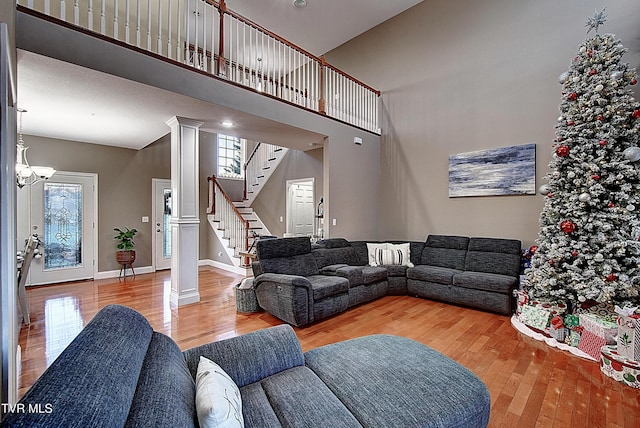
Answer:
[252, 234, 521, 327]
[2, 304, 492, 427]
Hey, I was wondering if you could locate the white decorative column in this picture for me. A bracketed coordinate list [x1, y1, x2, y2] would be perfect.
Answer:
[166, 116, 203, 306]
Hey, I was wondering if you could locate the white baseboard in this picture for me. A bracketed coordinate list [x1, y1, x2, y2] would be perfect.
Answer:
[199, 259, 251, 276]
[94, 265, 154, 280]
[95, 261, 250, 279]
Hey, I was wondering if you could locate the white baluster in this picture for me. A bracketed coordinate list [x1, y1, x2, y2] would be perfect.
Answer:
[113, 0, 118, 40]
[184, 0, 189, 64]
[74, 0, 79, 25]
[157, 0, 162, 54]
[99, 0, 105, 34]
[136, 0, 140, 47]
[88, 0, 94, 31]
[60, 0, 66, 20]
[167, 0, 172, 59]
[125, 0, 130, 44]
[146, 0, 151, 50]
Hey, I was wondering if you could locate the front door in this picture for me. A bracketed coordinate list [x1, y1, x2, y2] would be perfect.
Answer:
[153, 179, 172, 270]
[28, 172, 96, 285]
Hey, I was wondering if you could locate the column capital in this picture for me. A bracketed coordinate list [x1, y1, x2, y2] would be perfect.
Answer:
[166, 116, 204, 129]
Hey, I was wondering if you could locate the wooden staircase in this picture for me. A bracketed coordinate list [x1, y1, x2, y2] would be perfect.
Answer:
[206, 143, 288, 273]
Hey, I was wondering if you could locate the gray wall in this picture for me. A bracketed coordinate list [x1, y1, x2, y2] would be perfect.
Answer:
[325, 0, 640, 246]
[253, 147, 324, 237]
[19, 135, 171, 272]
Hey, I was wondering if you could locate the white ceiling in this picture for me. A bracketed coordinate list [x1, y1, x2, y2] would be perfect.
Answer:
[17, 0, 422, 149]
[226, 0, 423, 56]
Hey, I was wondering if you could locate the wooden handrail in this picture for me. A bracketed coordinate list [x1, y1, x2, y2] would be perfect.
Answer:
[243, 142, 262, 201]
[205, 0, 321, 63]
[203, 0, 378, 96]
[208, 175, 247, 221]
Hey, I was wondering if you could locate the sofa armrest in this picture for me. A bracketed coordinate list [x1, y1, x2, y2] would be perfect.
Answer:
[254, 272, 313, 289]
[253, 274, 314, 326]
[183, 325, 304, 388]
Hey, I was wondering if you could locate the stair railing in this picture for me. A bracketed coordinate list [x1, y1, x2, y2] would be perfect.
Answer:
[17, 0, 381, 133]
[243, 142, 282, 201]
[207, 175, 249, 256]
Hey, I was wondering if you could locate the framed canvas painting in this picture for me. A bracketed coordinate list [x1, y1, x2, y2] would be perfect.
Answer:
[448, 144, 536, 197]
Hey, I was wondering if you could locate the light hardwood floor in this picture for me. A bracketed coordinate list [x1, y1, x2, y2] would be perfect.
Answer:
[18, 266, 640, 427]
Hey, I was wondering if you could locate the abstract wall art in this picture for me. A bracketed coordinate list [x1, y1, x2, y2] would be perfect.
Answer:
[448, 143, 536, 197]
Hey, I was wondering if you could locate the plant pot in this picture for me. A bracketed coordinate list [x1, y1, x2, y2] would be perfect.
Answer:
[116, 250, 136, 265]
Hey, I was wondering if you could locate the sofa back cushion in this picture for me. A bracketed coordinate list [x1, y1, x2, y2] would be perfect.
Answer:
[313, 247, 360, 268]
[126, 332, 197, 427]
[256, 237, 319, 277]
[421, 235, 470, 270]
[317, 238, 351, 249]
[464, 237, 522, 277]
[3, 305, 157, 427]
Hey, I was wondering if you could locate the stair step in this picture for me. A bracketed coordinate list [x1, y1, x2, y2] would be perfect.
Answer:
[257, 174, 265, 179]
[262, 166, 271, 170]
[268, 157, 276, 161]
[274, 148, 283, 152]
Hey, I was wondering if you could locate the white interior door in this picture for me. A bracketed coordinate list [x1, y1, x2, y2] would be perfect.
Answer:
[153, 179, 172, 270]
[286, 179, 314, 237]
[28, 172, 96, 285]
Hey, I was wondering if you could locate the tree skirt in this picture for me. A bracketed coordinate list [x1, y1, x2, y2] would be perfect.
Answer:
[510, 315, 596, 362]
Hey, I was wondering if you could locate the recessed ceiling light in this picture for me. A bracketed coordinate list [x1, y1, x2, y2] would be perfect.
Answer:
[293, 0, 307, 8]
[221, 120, 234, 128]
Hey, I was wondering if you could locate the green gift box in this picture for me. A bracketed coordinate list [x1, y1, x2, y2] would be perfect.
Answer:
[519, 305, 552, 330]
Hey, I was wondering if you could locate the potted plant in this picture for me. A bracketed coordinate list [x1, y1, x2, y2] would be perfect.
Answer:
[114, 227, 138, 265]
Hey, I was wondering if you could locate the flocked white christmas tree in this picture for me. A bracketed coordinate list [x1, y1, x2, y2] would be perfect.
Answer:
[525, 10, 640, 310]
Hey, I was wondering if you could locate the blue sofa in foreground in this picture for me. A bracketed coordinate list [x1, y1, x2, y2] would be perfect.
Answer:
[2, 304, 491, 427]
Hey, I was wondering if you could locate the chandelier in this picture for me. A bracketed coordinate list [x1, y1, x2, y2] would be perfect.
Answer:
[16, 108, 56, 188]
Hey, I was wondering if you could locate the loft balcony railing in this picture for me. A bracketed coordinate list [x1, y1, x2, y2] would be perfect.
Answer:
[17, 0, 381, 134]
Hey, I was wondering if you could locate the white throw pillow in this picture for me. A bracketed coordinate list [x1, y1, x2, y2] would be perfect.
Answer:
[385, 243, 415, 267]
[367, 243, 388, 266]
[195, 356, 244, 428]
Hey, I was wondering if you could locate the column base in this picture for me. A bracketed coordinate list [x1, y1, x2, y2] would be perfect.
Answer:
[170, 290, 201, 307]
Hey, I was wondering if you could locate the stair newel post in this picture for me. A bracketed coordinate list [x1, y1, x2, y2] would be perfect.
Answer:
[207, 175, 216, 215]
[217, 0, 227, 76]
[318, 56, 326, 115]
[243, 163, 248, 202]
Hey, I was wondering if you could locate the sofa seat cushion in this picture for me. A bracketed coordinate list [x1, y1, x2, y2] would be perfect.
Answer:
[335, 266, 387, 286]
[407, 265, 461, 285]
[453, 271, 518, 294]
[305, 335, 490, 428]
[319, 264, 349, 275]
[308, 275, 350, 300]
[241, 366, 361, 428]
[384, 264, 408, 277]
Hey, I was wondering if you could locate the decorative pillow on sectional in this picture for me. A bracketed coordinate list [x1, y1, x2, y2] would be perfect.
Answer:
[384, 243, 415, 267]
[195, 356, 244, 428]
[367, 243, 387, 266]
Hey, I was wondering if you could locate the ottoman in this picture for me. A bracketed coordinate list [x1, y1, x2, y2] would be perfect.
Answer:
[305, 334, 490, 427]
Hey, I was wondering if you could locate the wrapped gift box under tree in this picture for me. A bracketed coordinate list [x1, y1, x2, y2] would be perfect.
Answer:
[600, 345, 640, 389]
[615, 306, 640, 361]
[578, 313, 618, 361]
